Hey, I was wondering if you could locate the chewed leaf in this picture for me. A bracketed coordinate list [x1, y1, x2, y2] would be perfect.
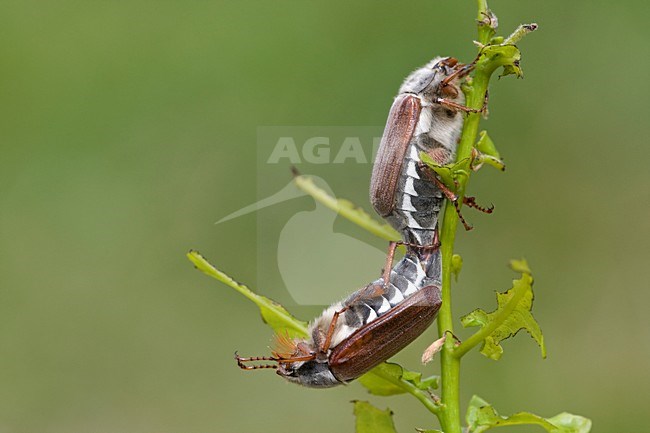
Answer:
[546, 412, 592, 433]
[478, 44, 523, 78]
[360, 362, 439, 396]
[466, 395, 591, 433]
[476, 131, 501, 159]
[293, 174, 399, 241]
[187, 250, 308, 338]
[460, 259, 546, 360]
[467, 395, 554, 432]
[403, 371, 439, 391]
[500, 64, 522, 79]
[359, 363, 405, 396]
[353, 401, 398, 433]
[473, 131, 505, 172]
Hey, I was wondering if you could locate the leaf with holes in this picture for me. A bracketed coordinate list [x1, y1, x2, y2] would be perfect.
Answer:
[353, 401, 398, 433]
[460, 259, 546, 360]
[466, 395, 591, 433]
[478, 44, 524, 78]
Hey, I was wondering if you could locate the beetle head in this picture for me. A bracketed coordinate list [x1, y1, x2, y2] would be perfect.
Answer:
[276, 356, 340, 388]
[399, 57, 449, 94]
[399, 56, 468, 99]
[235, 333, 341, 388]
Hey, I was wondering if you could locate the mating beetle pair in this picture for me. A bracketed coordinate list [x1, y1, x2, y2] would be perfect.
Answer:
[236, 56, 486, 387]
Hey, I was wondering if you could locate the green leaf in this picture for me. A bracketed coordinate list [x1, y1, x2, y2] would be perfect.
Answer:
[546, 412, 592, 433]
[500, 63, 522, 79]
[476, 131, 501, 159]
[460, 260, 546, 360]
[489, 36, 504, 45]
[473, 153, 506, 172]
[359, 363, 406, 396]
[403, 371, 440, 391]
[420, 152, 471, 190]
[187, 250, 308, 338]
[473, 131, 506, 172]
[416, 430, 443, 433]
[467, 395, 555, 433]
[353, 401, 398, 433]
[466, 395, 591, 433]
[503, 23, 538, 46]
[293, 174, 399, 241]
[478, 44, 523, 79]
[359, 362, 439, 396]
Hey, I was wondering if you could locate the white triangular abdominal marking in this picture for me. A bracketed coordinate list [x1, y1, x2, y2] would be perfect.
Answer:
[388, 284, 404, 304]
[406, 160, 420, 179]
[377, 297, 392, 314]
[402, 281, 419, 297]
[409, 145, 421, 161]
[399, 194, 417, 212]
[404, 178, 418, 196]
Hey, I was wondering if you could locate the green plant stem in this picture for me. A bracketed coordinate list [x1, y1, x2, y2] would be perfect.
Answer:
[436, 3, 493, 432]
[476, 0, 493, 46]
[436, 68, 489, 433]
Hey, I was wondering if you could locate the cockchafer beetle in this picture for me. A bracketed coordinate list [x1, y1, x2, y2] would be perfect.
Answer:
[236, 250, 441, 387]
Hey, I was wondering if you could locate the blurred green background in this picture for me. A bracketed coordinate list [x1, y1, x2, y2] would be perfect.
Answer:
[1, 1, 648, 432]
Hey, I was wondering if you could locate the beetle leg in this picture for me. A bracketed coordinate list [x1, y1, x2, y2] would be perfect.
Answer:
[433, 97, 484, 114]
[234, 352, 279, 370]
[432, 229, 441, 250]
[418, 163, 473, 231]
[463, 196, 494, 214]
[382, 240, 441, 289]
[321, 306, 351, 353]
[436, 84, 489, 115]
[321, 280, 394, 352]
[382, 241, 399, 289]
[234, 351, 317, 370]
[440, 62, 475, 88]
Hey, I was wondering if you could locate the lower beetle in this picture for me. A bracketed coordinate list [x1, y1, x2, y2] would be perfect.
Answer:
[236, 250, 441, 387]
